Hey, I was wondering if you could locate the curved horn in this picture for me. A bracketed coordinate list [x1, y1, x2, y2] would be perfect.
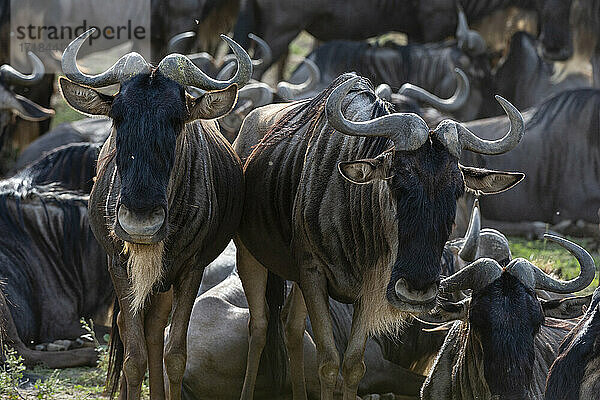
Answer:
[216, 59, 238, 80]
[434, 95, 524, 158]
[456, 5, 487, 56]
[459, 198, 481, 262]
[62, 28, 151, 87]
[238, 82, 274, 107]
[158, 35, 252, 90]
[376, 84, 393, 101]
[525, 234, 594, 294]
[1, 52, 45, 86]
[276, 57, 321, 100]
[325, 76, 429, 151]
[440, 258, 502, 293]
[248, 33, 272, 68]
[398, 68, 470, 113]
[168, 31, 196, 53]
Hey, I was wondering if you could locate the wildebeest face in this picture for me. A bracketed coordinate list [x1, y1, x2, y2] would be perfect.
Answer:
[59, 73, 238, 245]
[110, 73, 184, 244]
[470, 273, 543, 398]
[339, 137, 522, 312]
[538, 0, 573, 61]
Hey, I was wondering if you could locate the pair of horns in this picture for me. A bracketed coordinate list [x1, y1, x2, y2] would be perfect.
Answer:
[62, 28, 251, 90]
[442, 234, 595, 294]
[1, 52, 45, 86]
[325, 76, 524, 157]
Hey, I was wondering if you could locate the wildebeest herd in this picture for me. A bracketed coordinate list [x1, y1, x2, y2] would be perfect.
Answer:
[1, 0, 600, 399]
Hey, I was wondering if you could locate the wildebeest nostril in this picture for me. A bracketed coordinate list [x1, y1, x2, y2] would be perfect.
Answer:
[117, 204, 165, 237]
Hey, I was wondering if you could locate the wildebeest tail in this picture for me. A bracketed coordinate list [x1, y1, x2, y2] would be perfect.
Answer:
[106, 298, 124, 398]
[261, 271, 288, 393]
[232, 0, 257, 49]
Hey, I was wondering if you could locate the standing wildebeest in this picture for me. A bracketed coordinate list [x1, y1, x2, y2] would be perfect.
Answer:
[0, 175, 110, 368]
[233, 0, 573, 75]
[422, 234, 595, 400]
[177, 201, 516, 400]
[494, 31, 590, 111]
[59, 28, 250, 399]
[545, 286, 600, 400]
[0, 52, 55, 174]
[233, 72, 525, 399]
[455, 89, 600, 237]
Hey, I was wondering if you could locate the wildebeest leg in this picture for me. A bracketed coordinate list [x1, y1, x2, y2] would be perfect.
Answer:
[299, 261, 340, 400]
[236, 239, 268, 400]
[145, 289, 173, 400]
[0, 290, 98, 368]
[341, 304, 368, 400]
[164, 267, 203, 400]
[110, 258, 147, 400]
[283, 282, 308, 400]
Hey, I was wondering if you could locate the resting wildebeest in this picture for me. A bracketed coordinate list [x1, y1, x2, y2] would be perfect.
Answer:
[455, 89, 600, 238]
[177, 203, 508, 399]
[0, 52, 55, 174]
[233, 0, 573, 75]
[0, 177, 110, 368]
[289, 25, 494, 121]
[494, 31, 590, 111]
[421, 234, 595, 400]
[59, 29, 249, 399]
[11, 118, 110, 172]
[545, 286, 600, 400]
[233, 72, 525, 399]
[9, 142, 101, 193]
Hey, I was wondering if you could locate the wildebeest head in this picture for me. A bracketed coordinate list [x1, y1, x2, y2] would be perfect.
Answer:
[326, 76, 525, 312]
[538, 0, 574, 61]
[59, 28, 250, 245]
[0, 52, 54, 139]
[431, 234, 594, 398]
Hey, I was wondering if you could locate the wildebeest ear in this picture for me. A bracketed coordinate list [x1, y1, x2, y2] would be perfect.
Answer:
[459, 165, 524, 194]
[338, 158, 389, 185]
[187, 84, 238, 121]
[11, 94, 54, 121]
[541, 294, 592, 319]
[58, 77, 113, 116]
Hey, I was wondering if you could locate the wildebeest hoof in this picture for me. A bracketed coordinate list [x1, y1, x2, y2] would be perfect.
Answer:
[46, 342, 67, 351]
[53, 339, 73, 350]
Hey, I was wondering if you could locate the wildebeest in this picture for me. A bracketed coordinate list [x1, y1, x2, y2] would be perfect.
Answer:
[0, 52, 55, 174]
[456, 89, 600, 238]
[289, 29, 494, 121]
[9, 142, 101, 193]
[545, 286, 600, 400]
[421, 234, 595, 399]
[233, 72, 524, 399]
[177, 202, 501, 399]
[151, 0, 240, 59]
[494, 31, 590, 111]
[10, 118, 110, 173]
[0, 174, 110, 368]
[233, 0, 573, 75]
[59, 28, 250, 399]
